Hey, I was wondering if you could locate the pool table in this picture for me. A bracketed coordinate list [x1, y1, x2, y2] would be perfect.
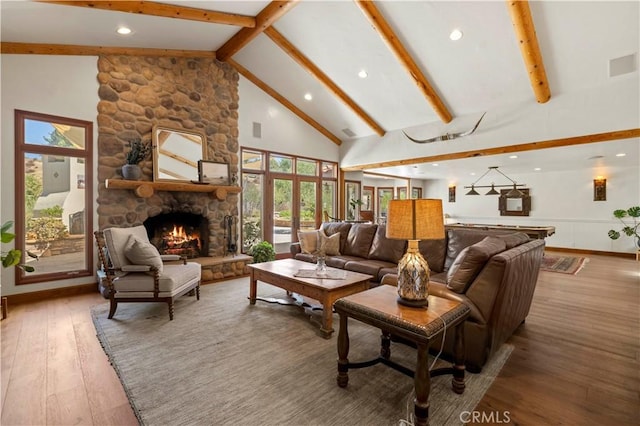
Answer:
[445, 223, 555, 239]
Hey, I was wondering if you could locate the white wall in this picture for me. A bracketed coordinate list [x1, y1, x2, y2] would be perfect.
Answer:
[238, 77, 340, 161]
[423, 165, 640, 253]
[1, 54, 100, 296]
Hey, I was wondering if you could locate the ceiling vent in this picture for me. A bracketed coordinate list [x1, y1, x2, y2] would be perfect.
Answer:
[609, 53, 637, 77]
[342, 128, 356, 138]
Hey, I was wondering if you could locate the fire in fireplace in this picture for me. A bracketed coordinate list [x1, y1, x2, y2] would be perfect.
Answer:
[144, 213, 209, 258]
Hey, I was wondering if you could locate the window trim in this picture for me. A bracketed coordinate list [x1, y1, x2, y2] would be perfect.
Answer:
[14, 109, 94, 285]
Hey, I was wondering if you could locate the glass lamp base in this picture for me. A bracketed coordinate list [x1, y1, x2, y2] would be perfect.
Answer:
[396, 242, 430, 307]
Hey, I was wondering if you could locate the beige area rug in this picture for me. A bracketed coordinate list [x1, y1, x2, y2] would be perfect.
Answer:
[540, 255, 589, 275]
[92, 278, 513, 426]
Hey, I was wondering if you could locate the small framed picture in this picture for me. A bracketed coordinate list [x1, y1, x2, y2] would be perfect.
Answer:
[198, 160, 229, 185]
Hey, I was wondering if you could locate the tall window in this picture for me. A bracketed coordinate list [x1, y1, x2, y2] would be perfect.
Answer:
[241, 147, 337, 255]
[15, 110, 93, 284]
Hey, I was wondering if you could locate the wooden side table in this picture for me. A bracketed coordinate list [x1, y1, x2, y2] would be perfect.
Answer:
[334, 285, 470, 426]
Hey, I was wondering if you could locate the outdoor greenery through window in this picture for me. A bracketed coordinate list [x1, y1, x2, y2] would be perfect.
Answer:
[14, 110, 93, 284]
[241, 148, 337, 254]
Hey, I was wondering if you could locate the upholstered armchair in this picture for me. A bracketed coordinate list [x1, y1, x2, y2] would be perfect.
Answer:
[94, 225, 201, 320]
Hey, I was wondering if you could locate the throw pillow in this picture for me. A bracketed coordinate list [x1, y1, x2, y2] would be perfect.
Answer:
[446, 236, 506, 293]
[124, 235, 163, 274]
[497, 232, 530, 249]
[319, 231, 341, 256]
[298, 229, 320, 254]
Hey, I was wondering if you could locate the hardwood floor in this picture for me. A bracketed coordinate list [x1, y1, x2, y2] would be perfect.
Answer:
[2, 250, 639, 425]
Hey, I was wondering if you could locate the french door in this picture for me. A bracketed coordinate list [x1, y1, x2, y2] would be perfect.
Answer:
[268, 176, 319, 255]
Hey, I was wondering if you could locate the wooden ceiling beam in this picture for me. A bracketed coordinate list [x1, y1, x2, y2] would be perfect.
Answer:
[216, 1, 299, 61]
[506, 0, 551, 103]
[228, 59, 342, 146]
[0, 42, 216, 58]
[354, 0, 452, 124]
[264, 27, 386, 137]
[341, 128, 640, 171]
[37, 1, 256, 27]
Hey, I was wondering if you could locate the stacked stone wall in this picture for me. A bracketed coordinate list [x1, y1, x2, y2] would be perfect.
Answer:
[96, 55, 239, 257]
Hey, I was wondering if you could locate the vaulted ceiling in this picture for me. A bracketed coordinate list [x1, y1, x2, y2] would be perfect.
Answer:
[1, 1, 639, 178]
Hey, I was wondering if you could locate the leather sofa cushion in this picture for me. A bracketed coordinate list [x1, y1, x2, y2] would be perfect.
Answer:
[445, 228, 511, 270]
[320, 222, 352, 253]
[378, 266, 398, 282]
[326, 255, 362, 269]
[418, 238, 447, 272]
[294, 252, 316, 263]
[497, 232, 530, 249]
[446, 236, 506, 293]
[343, 223, 378, 258]
[368, 224, 407, 263]
[345, 259, 396, 280]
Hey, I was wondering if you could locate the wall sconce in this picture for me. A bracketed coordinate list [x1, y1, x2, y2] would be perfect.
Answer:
[593, 176, 606, 201]
[448, 185, 456, 202]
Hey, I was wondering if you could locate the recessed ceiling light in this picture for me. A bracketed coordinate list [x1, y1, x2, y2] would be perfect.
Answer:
[358, 70, 368, 79]
[509, 155, 518, 159]
[534, 167, 541, 171]
[304, 93, 313, 101]
[116, 26, 132, 35]
[616, 153, 626, 157]
[432, 163, 439, 167]
[449, 29, 463, 41]
[470, 172, 476, 176]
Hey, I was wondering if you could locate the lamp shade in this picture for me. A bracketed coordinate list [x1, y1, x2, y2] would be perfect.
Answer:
[386, 199, 445, 240]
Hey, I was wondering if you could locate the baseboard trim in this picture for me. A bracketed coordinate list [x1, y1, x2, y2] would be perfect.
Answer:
[545, 246, 635, 259]
[4, 282, 99, 305]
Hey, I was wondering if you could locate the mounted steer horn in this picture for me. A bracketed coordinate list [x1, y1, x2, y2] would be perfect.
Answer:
[403, 112, 486, 144]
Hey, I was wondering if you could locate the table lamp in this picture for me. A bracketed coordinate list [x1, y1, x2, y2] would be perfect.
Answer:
[386, 199, 445, 307]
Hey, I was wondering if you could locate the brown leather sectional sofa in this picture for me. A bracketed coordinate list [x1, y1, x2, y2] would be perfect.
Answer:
[290, 222, 545, 371]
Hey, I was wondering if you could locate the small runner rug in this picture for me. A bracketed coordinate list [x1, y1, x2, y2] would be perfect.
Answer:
[92, 278, 513, 426]
[540, 255, 589, 275]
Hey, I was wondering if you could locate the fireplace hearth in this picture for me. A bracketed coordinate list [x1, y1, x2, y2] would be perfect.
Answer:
[144, 213, 209, 258]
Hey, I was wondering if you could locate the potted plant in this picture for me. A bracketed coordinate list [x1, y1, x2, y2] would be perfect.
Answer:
[607, 206, 640, 247]
[249, 240, 276, 263]
[1, 221, 34, 271]
[122, 138, 150, 180]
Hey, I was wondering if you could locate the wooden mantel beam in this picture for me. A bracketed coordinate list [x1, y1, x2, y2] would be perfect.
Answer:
[506, 0, 551, 103]
[354, 0, 452, 124]
[37, 1, 256, 28]
[216, 1, 299, 61]
[228, 59, 342, 145]
[264, 27, 386, 137]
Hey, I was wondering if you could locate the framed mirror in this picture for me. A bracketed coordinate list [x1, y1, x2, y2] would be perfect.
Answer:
[499, 188, 531, 216]
[152, 126, 207, 182]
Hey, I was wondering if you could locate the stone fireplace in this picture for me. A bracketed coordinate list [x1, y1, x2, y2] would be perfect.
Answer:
[95, 55, 251, 280]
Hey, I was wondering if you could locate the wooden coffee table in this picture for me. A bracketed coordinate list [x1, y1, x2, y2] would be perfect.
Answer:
[334, 285, 471, 426]
[248, 258, 373, 338]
